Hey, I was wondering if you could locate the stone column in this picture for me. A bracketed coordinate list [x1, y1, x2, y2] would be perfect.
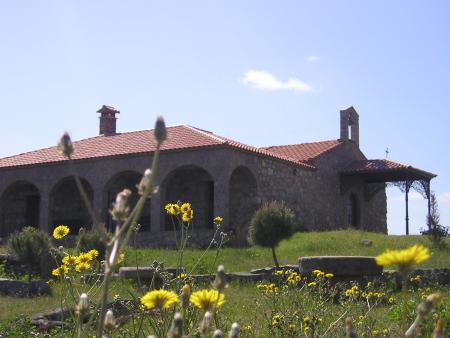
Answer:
[213, 173, 230, 229]
[92, 183, 104, 226]
[39, 185, 50, 233]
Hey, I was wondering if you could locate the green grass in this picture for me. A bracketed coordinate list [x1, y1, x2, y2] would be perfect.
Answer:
[0, 229, 449, 336]
[124, 230, 450, 272]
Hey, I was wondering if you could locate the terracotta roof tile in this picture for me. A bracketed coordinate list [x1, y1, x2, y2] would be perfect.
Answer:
[342, 159, 436, 179]
[262, 140, 342, 163]
[0, 125, 314, 170]
[343, 159, 408, 173]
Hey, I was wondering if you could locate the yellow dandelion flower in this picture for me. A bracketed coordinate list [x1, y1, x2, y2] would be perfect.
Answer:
[180, 203, 191, 213]
[52, 265, 69, 277]
[312, 269, 323, 276]
[375, 245, 430, 273]
[87, 249, 99, 260]
[141, 289, 179, 310]
[62, 255, 77, 265]
[307, 282, 317, 287]
[325, 273, 334, 278]
[53, 225, 70, 239]
[182, 209, 194, 222]
[75, 253, 92, 265]
[213, 216, 223, 225]
[165, 203, 180, 216]
[75, 262, 91, 273]
[190, 289, 225, 311]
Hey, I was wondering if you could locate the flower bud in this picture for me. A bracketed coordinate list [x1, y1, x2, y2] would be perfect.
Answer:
[75, 293, 89, 316]
[228, 322, 240, 338]
[57, 132, 74, 158]
[213, 329, 223, 338]
[200, 311, 212, 335]
[138, 169, 153, 196]
[154, 116, 167, 143]
[345, 317, 357, 338]
[181, 284, 192, 309]
[167, 312, 183, 338]
[432, 319, 445, 338]
[111, 189, 132, 221]
[213, 265, 228, 292]
[104, 309, 117, 331]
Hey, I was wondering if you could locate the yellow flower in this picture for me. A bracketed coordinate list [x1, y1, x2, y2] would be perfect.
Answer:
[176, 273, 187, 280]
[325, 273, 334, 278]
[190, 289, 225, 311]
[165, 203, 180, 216]
[52, 265, 69, 277]
[117, 252, 125, 264]
[53, 225, 70, 239]
[141, 290, 179, 310]
[87, 249, 99, 260]
[182, 209, 194, 222]
[375, 245, 430, 273]
[62, 255, 77, 265]
[312, 269, 323, 276]
[213, 216, 223, 225]
[76, 253, 92, 265]
[307, 282, 317, 287]
[180, 203, 191, 213]
[75, 262, 91, 272]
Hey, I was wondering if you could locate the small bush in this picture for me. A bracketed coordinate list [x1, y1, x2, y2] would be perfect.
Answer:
[77, 228, 109, 259]
[248, 201, 294, 268]
[7, 226, 53, 280]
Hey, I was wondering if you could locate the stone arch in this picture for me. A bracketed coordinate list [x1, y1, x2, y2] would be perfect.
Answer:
[162, 165, 214, 230]
[229, 166, 258, 246]
[0, 181, 40, 237]
[50, 176, 94, 234]
[104, 170, 151, 231]
[347, 193, 360, 228]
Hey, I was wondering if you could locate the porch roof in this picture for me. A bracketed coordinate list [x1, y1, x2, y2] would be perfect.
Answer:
[341, 159, 436, 183]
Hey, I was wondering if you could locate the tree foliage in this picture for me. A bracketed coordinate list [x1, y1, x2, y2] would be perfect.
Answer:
[248, 201, 294, 267]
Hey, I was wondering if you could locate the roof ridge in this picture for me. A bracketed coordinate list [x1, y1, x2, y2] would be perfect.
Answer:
[263, 139, 340, 150]
[184, 125, 228, 144]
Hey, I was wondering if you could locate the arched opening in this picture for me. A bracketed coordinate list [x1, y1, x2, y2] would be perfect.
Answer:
[0, 181, 40, 237]
[104, 171, 151, 232]
[50, 177, 94, 234]
[347, 194, 360, 228]
[229, 166, 258, 246]
[162, 165, 214, 230]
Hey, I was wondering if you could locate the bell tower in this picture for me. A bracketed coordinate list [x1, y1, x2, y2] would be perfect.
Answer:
[340, 106, 359, 147]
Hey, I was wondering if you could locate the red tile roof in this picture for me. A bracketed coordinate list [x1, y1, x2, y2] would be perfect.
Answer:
[0, 125, 315, 170]
[262, 140, 343, 163]
[342, 159, 436, 178]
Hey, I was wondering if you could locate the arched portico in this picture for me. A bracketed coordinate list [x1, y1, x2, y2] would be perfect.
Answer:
[161, 165, 214, 230]
[49, 176, 94, 234]
[0, 181, 40, 237]
[104, 170, 151, 231]
[229, 166, 258, 245]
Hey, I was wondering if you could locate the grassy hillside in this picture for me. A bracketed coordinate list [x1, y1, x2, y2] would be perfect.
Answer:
[125, 230, 450, 272]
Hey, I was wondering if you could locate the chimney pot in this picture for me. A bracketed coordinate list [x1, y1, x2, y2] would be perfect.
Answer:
[97, 105, 120, 136]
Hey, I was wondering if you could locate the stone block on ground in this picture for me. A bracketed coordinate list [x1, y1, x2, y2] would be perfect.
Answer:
[298, 256, 382, 277]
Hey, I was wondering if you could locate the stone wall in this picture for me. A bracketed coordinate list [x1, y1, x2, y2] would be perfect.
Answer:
[0, 141, 388, 246]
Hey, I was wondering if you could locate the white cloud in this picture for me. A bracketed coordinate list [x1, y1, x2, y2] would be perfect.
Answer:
[306, 55, 319, 62]
[437, 192, 450, 204]
[241, 70, 313, 93]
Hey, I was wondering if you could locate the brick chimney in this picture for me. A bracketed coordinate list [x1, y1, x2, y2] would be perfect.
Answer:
[97, 105, 120, 136]
[340, 106, 359, 147]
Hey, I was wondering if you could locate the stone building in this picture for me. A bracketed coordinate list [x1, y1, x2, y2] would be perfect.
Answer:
[0, 106, 436, 246]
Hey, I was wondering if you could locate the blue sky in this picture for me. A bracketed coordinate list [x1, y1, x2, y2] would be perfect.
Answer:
[1, 1, 449, 234]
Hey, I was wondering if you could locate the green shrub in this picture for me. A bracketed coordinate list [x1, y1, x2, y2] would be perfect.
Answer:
[247, 201, 294, 268]
[7, 226, 53, 280]
[77, 228, 109, 259]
